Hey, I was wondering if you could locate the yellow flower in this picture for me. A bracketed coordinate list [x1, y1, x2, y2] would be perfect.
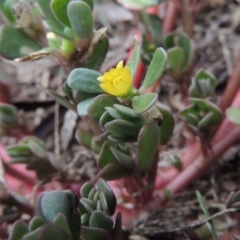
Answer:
[97, 61, 133, 97]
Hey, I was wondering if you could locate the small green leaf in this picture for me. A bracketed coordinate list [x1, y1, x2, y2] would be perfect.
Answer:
[163, 34, 174, 50]
[24, 223, 72, 240]
[89, 211, 114, 232]
[98, 162, 132, 181]
[98, 191, 110, 215]
[67, 1, 93, 41]
[79, 199, 93, 215]
[28, 137, 47, 159]
[99, 111, 114, 128]
[178, 34, 191, 62]
[81, 213, 90, 226]
[132, 93, 158, 114]
[88, 188, 97, 200]
[37, 0, 64, 33]
[110, 147, 135, 169]
[105, 119, 140, 138]
[51, 0, 71, 28]
[98, 141, 116, 169]
[80, 198, 96, 211]
[29, 216, 46, 232]
[81, 226, 111, 240]
[113, 104, 139, 118]
[88, 94, 119, 120]
[96, 178, 116, 216]
[54, 213, 71, 236]
[80, 183, 95, 198]
[79, 0, 93, 11]
[75, 129, 93, 149]
[113, 213, 123, 240]
[36, 191, 70, 223]
[0, 103, 18, 124]
[166, 47, 185, 73]
[127, 38, 141, 77]
[83, 36, 109, 70]
[136, 123, 160, 172]
[67, 68, 103, 93]
[195, 69, 217, 86]
[77, 97, 95, 116]
[157, 107, 174, 144]
[73, 91, 98, 103]
[141, 47, 167, 90]
[226, 107, 240, 125]
[9, 220, 29, 240]
[0, 25, 42, 59]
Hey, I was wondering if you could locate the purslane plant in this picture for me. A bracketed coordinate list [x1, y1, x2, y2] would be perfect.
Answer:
[66, 44, 174, 203]
[9, 179, 122, 240]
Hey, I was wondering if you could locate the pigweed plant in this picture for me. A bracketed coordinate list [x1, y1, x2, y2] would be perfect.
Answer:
[1, 0, 240, 239]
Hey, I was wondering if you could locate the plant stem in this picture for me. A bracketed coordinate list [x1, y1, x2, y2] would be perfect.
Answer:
[0, 82, 10, 103]
[181, 0, 194, 38]
[219, 51, 240, 113]
[162, 1, 178, 33]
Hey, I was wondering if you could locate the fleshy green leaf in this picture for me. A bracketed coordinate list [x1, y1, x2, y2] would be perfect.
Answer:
[0, 103, 18, 125]
[141, 47, 166, 90]
[98, 141, 117, 169]
[0, 25, 42, 59]
[77, 97, 95, 116]
[110, 147, 135, 169]
[157, 107, 174, 144]
[88, 94, 119, 120]
[53, 213, 71, 236]
[178, 34, 191, 62]
[98, 162, 132, 181]
[81, 226, 111, 240]
[99, 111, 114, 128]
[166, 47, 185, 73]
[195, 69, 217, 87]
[9, 220, 29, 240]
[127, 38, 141, 77]
[163, 34, 174, 50]
[36, 191, 70, 223]
[136, 122, 160, 172]
[29, 216, 46, 232]
[67, 1, 93, 42]
[105, 119, 140, 138]
[75, 129, 93, 149]
[96, 178, 116, 216]
[23, 223, 72, 240]
[113, 213, 123, 240]
[132, 93, 158, 114]
[226, 107, 240, 125]
[37, 0, 64, 33]
[79, 0, 93, 11]
[51, 0, 71, 28]
[67, 68, 103, 93]
[80, 182, 95, 198]
[83, 36, 109, 70]
[89, 211, 114, 231]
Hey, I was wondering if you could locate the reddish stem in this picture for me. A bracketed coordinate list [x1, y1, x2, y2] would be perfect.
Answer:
[0, 82, 11, 103]
[162, 1, 178, 33]
[219, 51, 240, 113]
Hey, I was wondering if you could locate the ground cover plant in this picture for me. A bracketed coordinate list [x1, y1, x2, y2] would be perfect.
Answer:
[1, 0, 240, 239]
